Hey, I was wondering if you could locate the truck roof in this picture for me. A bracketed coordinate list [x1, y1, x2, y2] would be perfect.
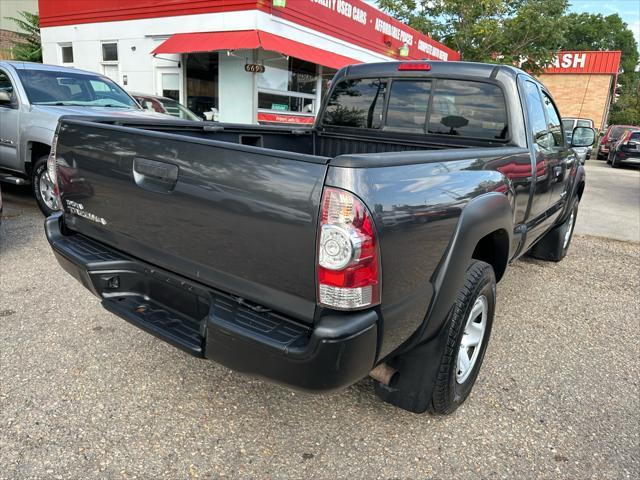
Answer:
[340, 60, 526, 80]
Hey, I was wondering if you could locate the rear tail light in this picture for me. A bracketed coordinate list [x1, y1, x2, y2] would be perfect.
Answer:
[317, 187, 380, 310]
[600, 137, 606, 145]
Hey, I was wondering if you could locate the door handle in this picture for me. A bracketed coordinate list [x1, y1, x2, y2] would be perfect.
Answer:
[133, 157, 179, 194]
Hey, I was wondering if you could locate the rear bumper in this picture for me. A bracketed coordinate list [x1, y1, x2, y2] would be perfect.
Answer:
[46, 213, 378, 391]
[612, 152, 640, 164]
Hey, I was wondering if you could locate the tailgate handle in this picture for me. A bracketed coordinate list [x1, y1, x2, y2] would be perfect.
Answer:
[133, 157, 178, 193]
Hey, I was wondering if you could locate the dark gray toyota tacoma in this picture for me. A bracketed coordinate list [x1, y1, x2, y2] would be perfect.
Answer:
[45, 61, 595, 414]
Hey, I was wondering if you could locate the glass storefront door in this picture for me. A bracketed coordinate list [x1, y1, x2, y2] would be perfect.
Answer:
[185, 52, 219, 120]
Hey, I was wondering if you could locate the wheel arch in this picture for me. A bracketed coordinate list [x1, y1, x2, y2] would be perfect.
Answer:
[26, 141, 51, 176]
[471, 228, 509, 282]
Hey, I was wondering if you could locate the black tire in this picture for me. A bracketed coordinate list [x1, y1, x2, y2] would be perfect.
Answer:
[31, 154, 58, 216]
[606, 153, 612, 165]
[610, 154, 619, 168]
[430, 260, 496, 415]
[374, 260, 496, 415]
[528, 201, 578, 262]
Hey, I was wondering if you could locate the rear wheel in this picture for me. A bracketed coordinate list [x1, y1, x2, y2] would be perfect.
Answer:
[430, 261, 496, 414]
[610, 154, 619, 168]
[31, 154, 59, 216]
[528, 201, 578, 262]
[374, 260, 496, 415]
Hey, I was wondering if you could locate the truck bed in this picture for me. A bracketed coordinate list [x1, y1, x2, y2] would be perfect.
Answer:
[54, 117, 509, 326]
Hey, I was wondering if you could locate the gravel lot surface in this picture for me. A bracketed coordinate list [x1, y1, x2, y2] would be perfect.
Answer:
[1, 166, 639, 479]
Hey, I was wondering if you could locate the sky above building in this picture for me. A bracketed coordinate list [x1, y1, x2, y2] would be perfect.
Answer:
[569, 0, 640, 47]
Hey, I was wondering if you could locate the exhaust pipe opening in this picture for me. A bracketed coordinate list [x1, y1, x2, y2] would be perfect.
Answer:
[369, 363, 399, 387]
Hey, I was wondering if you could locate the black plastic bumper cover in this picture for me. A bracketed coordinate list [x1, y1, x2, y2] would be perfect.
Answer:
[45, 213, 378, 391]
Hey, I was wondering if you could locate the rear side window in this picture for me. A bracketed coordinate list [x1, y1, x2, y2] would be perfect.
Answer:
[541, 92, 563, 147]
[524, 81, 553, 150]
[385, 80, 431, 131]
[630, 132, 640, 141]
[577, 119, 591, 127]
[323, 79, 386, 129]
[609, 127, 625, 140]
[428, 80, 508, 140]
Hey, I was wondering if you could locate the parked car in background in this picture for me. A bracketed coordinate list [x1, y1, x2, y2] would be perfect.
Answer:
[562, 117, 594, 163]
[608, 128, 640, 168]
[598, 124, 638, 159]
[0, 61, 175, 216]
[132, 93, 202, 121]
[46, 61, 594, 415]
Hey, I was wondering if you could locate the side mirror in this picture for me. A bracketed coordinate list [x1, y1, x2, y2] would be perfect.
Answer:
[0, 90, 12, 104]
[571, 126, 595, 147]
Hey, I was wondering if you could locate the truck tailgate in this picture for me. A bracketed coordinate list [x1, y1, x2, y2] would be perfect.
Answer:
[55, 120, 329, 323]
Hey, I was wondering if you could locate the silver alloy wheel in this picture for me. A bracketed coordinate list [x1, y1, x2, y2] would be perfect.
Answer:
[563, 211, 575, 250]
[456, 294, 488, 384]
[39, 169, 59, 211]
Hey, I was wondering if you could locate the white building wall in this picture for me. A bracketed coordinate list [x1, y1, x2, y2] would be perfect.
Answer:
[218, 49, 256, 124]
[40, 10, 393, 122]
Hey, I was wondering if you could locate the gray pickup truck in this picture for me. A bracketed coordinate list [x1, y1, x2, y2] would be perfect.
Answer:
[0, 61, 168, 215]
[46, 61, 594, 414]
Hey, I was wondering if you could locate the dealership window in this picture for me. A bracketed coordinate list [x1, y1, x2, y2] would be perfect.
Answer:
[322, 78, 386, 129]
[257, 56, 318, 116]
[428, 80, 508, 140]
[102, 42, 118, 62]
[160, 72, 180, 101]
[101, 42, 119, 82]
[60, 44, 74, 64]
[186, 52, 219, 119]
[321, 67, 338, 98]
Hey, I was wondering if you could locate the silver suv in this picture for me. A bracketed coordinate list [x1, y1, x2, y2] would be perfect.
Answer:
[0, 61, 168, 215]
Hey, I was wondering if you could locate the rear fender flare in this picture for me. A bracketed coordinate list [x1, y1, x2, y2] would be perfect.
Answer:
[403, 192, 513, 351]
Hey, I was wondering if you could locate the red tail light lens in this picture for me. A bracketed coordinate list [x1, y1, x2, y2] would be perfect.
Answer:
[317, 187, 380, 310]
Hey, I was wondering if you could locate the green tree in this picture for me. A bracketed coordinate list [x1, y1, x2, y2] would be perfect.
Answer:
[560, 12, 639, 126]
[378, 0, 568, 71]
[561, 13, 638, 82]
[5, 12, 42, 62]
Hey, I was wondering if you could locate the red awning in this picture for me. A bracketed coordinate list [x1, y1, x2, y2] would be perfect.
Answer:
[152, 29, 360, 70]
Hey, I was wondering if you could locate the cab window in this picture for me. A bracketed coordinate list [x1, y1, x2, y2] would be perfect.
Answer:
[323, 78, 386, 129]
[427, 79, 508, 140]
[541, 92, 564, 147]
[385, 80, 431, 132]
[523, 81, 552, 149]
[0, 70, 16, 104]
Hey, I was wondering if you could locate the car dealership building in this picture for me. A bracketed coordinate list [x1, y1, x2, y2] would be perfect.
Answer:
[539, 50, 622, 130]
[39, 0, 459, 124]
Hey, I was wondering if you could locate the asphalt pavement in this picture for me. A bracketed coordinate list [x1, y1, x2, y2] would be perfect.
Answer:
[1, 160, 639, 479]
[574, 159, 640, 242]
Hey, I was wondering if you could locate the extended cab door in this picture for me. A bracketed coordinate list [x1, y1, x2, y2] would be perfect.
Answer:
[0, 68, 21, 172]
[540, 89, 573, 221]
[521, 80, 558, 235]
